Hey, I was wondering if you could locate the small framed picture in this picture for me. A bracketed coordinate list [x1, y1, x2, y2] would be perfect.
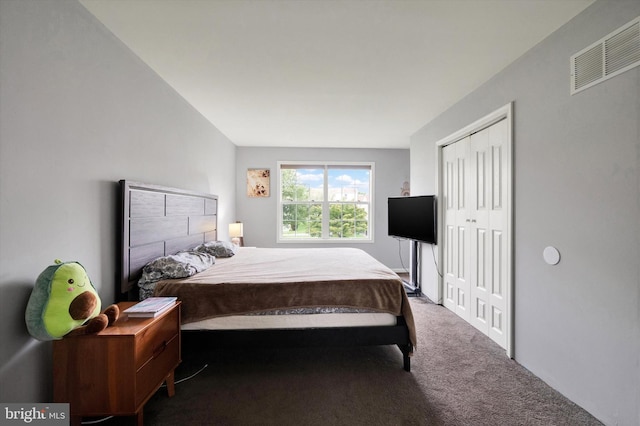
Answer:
[247, 168, 270, 197]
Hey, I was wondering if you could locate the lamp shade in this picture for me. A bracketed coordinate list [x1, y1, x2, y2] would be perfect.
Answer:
[229, 222, 243, 238]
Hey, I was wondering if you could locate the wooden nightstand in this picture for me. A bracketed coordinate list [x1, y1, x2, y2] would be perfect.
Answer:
[53, 301, 181, 426]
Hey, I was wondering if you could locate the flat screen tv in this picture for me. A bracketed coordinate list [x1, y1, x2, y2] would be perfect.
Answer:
[388, 195, 437, 244]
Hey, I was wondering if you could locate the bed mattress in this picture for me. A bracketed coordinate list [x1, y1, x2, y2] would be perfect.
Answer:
[181, 312, 397, 330]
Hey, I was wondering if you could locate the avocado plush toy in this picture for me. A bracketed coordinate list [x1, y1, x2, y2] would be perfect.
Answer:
[25, 260, 119, 341]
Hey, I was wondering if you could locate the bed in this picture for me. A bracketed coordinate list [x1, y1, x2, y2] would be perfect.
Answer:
[119, 180, 416, 371]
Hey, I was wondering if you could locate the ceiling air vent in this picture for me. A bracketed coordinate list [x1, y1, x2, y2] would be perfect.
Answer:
[571, 16, 640, 94]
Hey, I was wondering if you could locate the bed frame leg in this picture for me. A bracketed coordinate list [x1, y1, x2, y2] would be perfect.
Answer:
[398, 344, 412, 372]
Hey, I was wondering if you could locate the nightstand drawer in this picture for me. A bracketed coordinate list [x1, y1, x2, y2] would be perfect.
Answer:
[135, 306, 180, 368]
[135, 333, 180, 407]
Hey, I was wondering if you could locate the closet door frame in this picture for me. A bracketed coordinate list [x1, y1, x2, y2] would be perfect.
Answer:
[435, 102, 514, 357]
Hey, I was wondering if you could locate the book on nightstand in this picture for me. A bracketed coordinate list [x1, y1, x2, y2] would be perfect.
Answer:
[123, 297, 177, 318]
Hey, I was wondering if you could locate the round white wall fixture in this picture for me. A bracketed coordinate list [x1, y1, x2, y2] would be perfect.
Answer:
[543, 246, 561, 265]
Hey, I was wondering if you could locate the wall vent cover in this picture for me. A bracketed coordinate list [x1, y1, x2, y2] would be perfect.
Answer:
[571, 16, 640, 94]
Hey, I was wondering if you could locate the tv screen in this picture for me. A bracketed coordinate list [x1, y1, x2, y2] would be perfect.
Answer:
[388, 195, 437, 244]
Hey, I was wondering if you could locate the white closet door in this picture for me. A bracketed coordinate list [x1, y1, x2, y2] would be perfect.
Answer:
[442, 118, 509, 349]
[486, 119, 508, 347]
[470, 126, 490, 334]
[442, 137, 471, 320]
[442, 142, 457, 312]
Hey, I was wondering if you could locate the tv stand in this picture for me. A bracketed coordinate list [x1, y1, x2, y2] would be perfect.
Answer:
[404, 240, 422, 297]
[403, 280, 421, 297]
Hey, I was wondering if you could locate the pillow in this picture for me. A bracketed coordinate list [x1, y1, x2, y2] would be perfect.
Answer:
[138, 251, 215, 286]
[193, 241, 237, 258]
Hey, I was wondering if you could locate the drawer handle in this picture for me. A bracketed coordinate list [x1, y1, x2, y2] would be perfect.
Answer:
[152, 340, 167, 358]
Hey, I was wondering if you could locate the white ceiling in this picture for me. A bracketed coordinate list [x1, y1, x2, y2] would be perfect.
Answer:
[79, 0, 594, 149]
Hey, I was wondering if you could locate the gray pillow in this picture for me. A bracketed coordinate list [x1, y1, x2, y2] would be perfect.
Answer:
[193, 241, 237, 258]
[138, 251, 215, 285]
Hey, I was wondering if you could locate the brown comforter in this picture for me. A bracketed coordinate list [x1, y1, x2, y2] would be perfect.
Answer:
[153, 247, 416, 347]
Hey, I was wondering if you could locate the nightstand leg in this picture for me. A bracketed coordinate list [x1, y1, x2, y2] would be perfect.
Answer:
[135, 410, 143, 426]
[166, 370, 176, 397]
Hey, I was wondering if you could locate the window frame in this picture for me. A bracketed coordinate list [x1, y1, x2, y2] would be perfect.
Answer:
[277, 161, 375, 243]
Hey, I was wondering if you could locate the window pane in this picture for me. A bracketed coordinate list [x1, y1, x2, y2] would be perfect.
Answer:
[327, 168, 370, 202]
[282, 220, 295, 236]
[309, 204, 322, 220]
[355, 220, 368, 237]
[282, 204, 296, 221]
[343, 221, 356, 238]
[329, 218, 341, 237]
[309, 220, 322, 237]
[282, 203, 322, 238]
[295, 204, 309, 219]
[281, 168, 324, 202]
[355, 203, 369, 220]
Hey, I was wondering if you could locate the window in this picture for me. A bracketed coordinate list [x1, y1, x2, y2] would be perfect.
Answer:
[278, 162, 374, 242]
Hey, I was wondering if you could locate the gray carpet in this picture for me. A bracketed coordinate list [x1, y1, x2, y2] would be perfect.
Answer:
[98, 297, 602, 425]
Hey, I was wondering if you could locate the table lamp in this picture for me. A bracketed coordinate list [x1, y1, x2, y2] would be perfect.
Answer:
[229, 222, 244, 246]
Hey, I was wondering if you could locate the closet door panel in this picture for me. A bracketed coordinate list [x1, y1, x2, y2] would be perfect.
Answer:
[488, 120, 509, 347]
[470, 128, 490, 333]
[442, 143, 457, 311]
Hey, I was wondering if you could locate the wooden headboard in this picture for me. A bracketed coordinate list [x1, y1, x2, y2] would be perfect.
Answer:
[119, 180, 218, 297]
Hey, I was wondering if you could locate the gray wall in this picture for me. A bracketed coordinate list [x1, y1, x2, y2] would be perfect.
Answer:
[410, 1, 640, 424]
[0, 0, 236, 402]
[236, 147, 411, 269]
